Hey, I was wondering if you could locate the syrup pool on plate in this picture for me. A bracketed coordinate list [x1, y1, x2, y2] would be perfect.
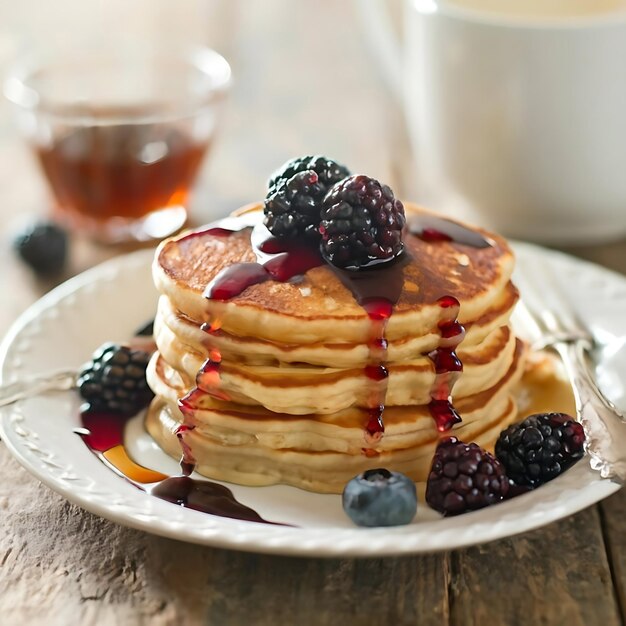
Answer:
[76, 407, 277, 525]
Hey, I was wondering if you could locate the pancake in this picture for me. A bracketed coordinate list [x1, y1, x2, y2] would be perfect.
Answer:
[146, 202, 525, 493]
[155, 281, 518, 368]
[148, 340, 524, 450]
[154, 320, 516, 414]
[153, 203, 515, 343]
[146, 340, 525, 492]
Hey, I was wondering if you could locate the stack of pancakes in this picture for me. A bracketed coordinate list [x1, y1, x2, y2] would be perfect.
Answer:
[146, 203, 525, 493]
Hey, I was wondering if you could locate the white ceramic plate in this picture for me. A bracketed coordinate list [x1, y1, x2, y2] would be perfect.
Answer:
[0, 243, 623, 557]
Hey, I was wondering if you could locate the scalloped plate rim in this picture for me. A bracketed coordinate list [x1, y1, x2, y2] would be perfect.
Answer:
[0, 243, 623, 557]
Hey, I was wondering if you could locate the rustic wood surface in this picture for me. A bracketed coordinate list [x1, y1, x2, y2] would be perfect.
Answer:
[0, 2, 625, 624]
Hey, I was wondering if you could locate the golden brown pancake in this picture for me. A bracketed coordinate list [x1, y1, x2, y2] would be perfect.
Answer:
[154, 281, 518, 368]
[145, 341, 526, 492]
[153, 203, 515, 343]
[146, 202, 524, 492]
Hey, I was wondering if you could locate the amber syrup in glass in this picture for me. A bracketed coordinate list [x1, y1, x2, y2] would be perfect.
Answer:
[37, 124, 209, 227]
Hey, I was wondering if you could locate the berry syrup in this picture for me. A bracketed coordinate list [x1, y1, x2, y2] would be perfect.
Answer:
[76, 208, 493, 516]
[148, 475, 273, 523]
[76, 410, 274, 524]
[176, 211, 262, 243]
[407, 214, 493, 249]
[176, 325, 230, 474]
[204, 222, 324, 299]
[427, 296, 466, 432]
[362, 299, 392, 447]
[198, 216, 416, 451]
[175, 424, 196, 477]
[331, 261, 410, 448]
[406, 214, 492, 431]
[189, 210, 489, 450]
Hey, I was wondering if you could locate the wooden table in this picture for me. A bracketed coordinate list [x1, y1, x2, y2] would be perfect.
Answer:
[1, 2, 625, 623]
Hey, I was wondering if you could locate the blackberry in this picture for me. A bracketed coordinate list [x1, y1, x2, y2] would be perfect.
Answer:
[268, 155, 350, 194]
[264, 170, 324, 239]
[426, 437, 509, 516]
[264, 155, 350, 238]
[319, 175, 406, 269]
[13, 221, 68, 276]
[495, 412, 585, 488]
[77, 343, 154, 416]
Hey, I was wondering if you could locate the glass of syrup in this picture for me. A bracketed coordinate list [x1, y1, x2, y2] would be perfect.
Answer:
[4, 43, 231, 243]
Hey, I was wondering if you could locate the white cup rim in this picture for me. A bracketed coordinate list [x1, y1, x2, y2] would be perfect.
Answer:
[414, 0, 626, 29]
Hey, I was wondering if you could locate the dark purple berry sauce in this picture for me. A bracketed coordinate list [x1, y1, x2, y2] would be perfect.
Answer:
[75, 407, 278, 525]
[426, 296, 466, 432]
[408, 214, 492, 249]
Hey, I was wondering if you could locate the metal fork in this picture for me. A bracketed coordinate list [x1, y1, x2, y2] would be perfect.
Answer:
[513, 254, 626, 483]
[0, 370, 77, 408]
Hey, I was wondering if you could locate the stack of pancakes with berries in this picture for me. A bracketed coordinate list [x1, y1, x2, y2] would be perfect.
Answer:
[146, 156, 526, 493]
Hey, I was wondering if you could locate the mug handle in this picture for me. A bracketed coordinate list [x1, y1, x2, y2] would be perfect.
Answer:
[355, 0, 403, 97]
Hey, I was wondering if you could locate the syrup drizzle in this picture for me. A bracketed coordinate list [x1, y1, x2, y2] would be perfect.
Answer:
[148, 475, 272, 523]
[175, 424, 196, 477]
[427, 296, 466, 432]
[206, 264, 270, 300]
[176, 322, 230, 472]
[362, 299, 392, 447]
[75, 408, 275, 524]
[186, 210, 493, 454]
[176, 212, 261, 243]
[204, 223, 323, 299]
[406, 214, 491, 431]
[407, 213, 493, 249]
[200, 220, 414, 449]
[316, 262, 409, 447]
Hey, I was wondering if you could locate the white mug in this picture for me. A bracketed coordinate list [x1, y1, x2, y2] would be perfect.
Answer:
[358, 0, 626, 244]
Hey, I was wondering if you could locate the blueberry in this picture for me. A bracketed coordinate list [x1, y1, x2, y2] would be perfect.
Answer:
[13, 221, 68, 276]
[342, 468, 417, 527]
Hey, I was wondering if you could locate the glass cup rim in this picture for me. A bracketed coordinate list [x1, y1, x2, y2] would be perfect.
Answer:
[3, 43, 232, 125]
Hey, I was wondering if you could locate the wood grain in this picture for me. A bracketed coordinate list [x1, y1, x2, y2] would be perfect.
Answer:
[601, 489, 626, 625]
[1, 447, 451, 626]
[450, 507, 622, 626]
